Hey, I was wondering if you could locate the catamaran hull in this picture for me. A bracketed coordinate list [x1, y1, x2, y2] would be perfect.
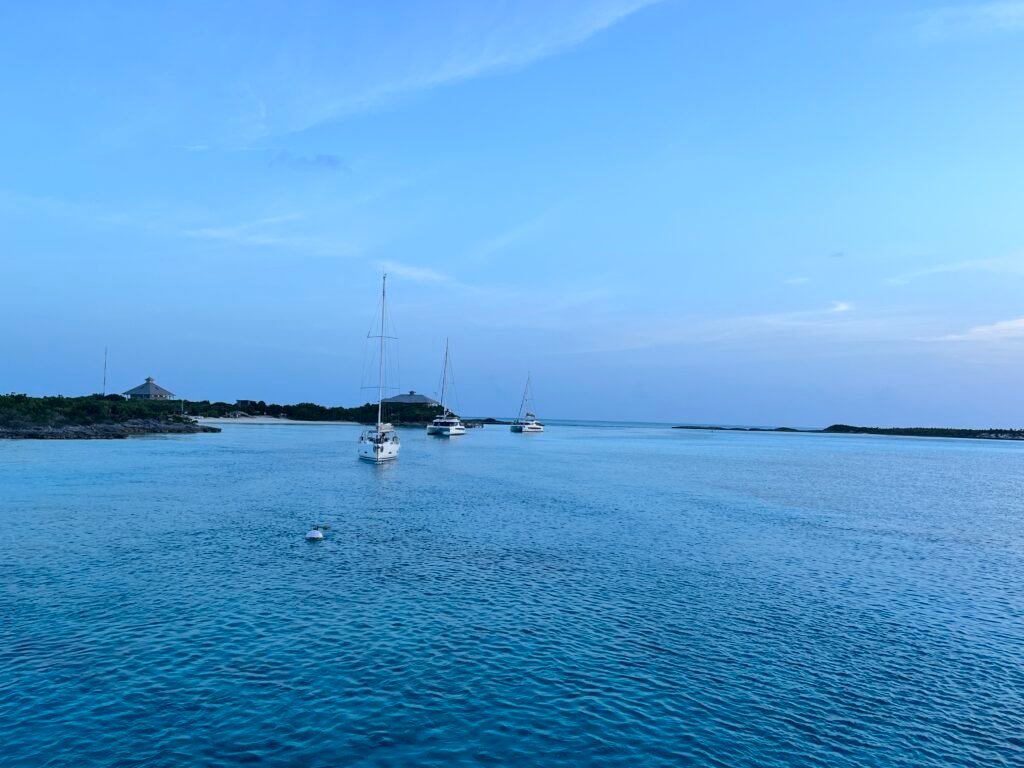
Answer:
[427, 425, 466, 436]
[510, 424, 544, 433]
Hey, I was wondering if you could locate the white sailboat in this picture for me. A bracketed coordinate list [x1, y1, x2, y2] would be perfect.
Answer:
[358, 274, 401, 462]
[427, 338, 466, 437]
[510, 375, 544, 433]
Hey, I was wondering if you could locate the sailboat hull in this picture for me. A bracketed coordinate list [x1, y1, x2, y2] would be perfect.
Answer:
[359, 424, 400, 462]
[358, 442, 400, 462]
[359, 453, 399, 462]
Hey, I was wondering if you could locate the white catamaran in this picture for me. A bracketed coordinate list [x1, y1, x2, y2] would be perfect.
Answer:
[510, 375, 544, 433]
[427, 338, 466, 437]
[358, 274, 401, 462]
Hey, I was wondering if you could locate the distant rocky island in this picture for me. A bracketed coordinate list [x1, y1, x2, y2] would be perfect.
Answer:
[673, 424, 1024, 441]
[1, 419, 221, 440]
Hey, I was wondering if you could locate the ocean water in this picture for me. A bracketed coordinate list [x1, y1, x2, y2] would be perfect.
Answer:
[1, 424, 1022, 767]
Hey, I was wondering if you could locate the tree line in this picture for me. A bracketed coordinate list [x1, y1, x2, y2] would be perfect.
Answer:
[0, 394, 444, 427]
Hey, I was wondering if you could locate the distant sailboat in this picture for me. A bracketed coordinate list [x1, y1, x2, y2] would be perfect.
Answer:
[427, 339, 466, 437]
[510, 375, 544, 433]
[358, 274, 401, 462]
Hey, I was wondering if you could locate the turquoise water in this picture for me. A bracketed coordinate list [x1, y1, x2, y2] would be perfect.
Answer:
[2, 424, 1022, 767]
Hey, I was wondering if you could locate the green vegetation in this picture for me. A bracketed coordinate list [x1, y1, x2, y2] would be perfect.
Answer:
[0, 394, 444, 429]
[193, 398, 443, 424]
[0, 394, 195, 428]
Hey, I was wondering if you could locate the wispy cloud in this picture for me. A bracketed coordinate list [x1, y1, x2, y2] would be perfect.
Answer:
[0, 188, 135, 230]
[181, 213, 359, 257]
[785, 276, 810, 285]
[591, 302, 897, 353]
[944, 316, 1024, 341]
[269, 150, 348, 172]
[370, 261, 513, 309]
[470, 210, 553, 262]
[292, 0, 663, 132]
[66, 2, 663, 143]
[886, 255, 1024, 285]
[182, 213, 304, 244]
[917, 2, 1024, 42]
[376, 261, 451, 283]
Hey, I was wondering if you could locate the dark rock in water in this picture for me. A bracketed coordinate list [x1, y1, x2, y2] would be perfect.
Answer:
[0, 419, 221, 440]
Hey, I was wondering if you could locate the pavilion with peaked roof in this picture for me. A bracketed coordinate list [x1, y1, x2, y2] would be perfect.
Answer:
[382, 390, 439, 406]
[123, 377, 175, 400]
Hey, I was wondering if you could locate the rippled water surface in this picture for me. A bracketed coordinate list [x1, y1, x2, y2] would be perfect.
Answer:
[2, 424, 1023, 767]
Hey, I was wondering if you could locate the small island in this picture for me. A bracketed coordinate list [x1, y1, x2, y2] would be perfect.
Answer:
[0, 393, 467, 439]
[673, 423, 1024, 441]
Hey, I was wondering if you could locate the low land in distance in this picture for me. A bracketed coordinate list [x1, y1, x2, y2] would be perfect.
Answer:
[0, 394, 221, 439]
[4, 394, 1020, 441]
[673, 424, 1024, 441]
[0, 394, 460, 439]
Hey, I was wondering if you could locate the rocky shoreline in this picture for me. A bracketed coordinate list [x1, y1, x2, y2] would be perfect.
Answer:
[0, 419, 222, 440]
[673, 424, 1024, 440]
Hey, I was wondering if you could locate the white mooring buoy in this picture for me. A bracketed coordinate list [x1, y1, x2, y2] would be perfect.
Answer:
[305, 528, 324, 541]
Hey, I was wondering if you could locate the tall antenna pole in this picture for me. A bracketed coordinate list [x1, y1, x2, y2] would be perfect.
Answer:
[377, 273, 386, 429]
[102, 346, 108, 396]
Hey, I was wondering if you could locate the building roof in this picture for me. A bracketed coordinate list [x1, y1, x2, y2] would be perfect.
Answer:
[123, 376, 175, 398]
[382, 390, 438, 405]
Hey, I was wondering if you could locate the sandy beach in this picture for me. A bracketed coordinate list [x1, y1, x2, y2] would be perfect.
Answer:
[196, 416, 360, 426]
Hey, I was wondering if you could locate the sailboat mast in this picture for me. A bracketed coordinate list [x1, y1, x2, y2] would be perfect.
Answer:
[517, 374, 530, 422]
[377, 274, 386, 428]
[440, 338, 449, 416]
[102, 346, 108, 396]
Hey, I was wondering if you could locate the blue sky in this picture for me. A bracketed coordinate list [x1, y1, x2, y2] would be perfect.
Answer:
[3, 1, 1024, 426]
